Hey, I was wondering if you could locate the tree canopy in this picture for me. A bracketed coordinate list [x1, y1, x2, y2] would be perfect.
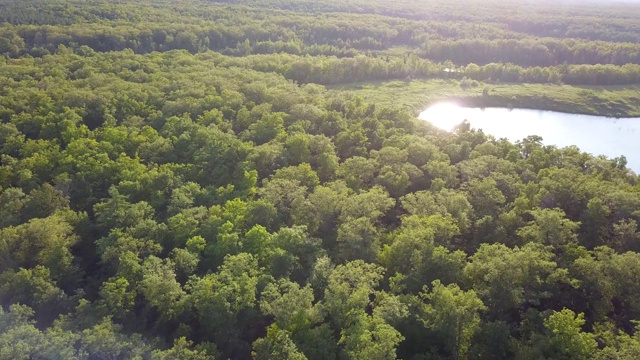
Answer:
[1, 0, 640, 359]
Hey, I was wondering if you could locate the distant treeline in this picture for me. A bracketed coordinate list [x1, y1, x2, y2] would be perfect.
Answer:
[211, 52, 640, 86]
[2, 0, 640, 86]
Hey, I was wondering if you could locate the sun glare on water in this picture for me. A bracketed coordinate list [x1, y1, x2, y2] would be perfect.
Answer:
[418, 103, 470, 131]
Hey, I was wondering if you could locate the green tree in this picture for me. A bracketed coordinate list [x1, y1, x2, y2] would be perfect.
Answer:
[188, 253, 260, 357]
[260, 280, 321, 333]
[464, 243, 574, 321]
[339, 313, 404, 360]
[380, 214, 464, 292]
[337, 156, 377, 191]
[140, 256, 187, 321]
[253, 325, 308, 360]
[323, 260, 384, 329]
[0, 214, 79, 280]
[152, 337, 214, 360]
[418, 280, 486, 360]
[543, 309, 597, 360]
[99, 277, 135, 320]
[518, 208, 580, 246]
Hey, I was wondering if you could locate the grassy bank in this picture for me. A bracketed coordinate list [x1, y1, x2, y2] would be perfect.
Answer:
[330, 79, 640, 117]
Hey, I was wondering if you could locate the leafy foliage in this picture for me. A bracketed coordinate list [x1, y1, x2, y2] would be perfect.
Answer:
[1, 0, 640, 359]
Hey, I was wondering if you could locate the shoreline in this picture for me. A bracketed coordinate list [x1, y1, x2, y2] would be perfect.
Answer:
[449, 95, 640, 119]
[330, 80, 640, 118]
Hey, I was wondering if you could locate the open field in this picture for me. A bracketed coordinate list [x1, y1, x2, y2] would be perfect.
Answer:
[331, 79, 640, 117]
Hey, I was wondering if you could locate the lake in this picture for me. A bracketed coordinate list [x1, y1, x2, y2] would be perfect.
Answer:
[418, 103, 640, 173]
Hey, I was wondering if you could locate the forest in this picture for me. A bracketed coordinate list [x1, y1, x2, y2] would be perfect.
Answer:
[1, 0, 640, 359]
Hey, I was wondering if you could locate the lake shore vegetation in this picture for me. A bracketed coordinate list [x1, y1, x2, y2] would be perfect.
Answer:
[332, 80, 640, 117]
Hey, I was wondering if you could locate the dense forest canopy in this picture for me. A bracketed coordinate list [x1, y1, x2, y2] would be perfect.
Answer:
[1, 0, 640, 359]
[3, 0, 640, 86]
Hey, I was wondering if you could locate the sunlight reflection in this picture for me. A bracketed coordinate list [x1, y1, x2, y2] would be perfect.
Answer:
[417, 104, 640, 172]
[418, 103, 469, 131]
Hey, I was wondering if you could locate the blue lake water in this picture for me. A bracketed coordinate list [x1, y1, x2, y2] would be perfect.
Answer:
[419, 103, 640, 173]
